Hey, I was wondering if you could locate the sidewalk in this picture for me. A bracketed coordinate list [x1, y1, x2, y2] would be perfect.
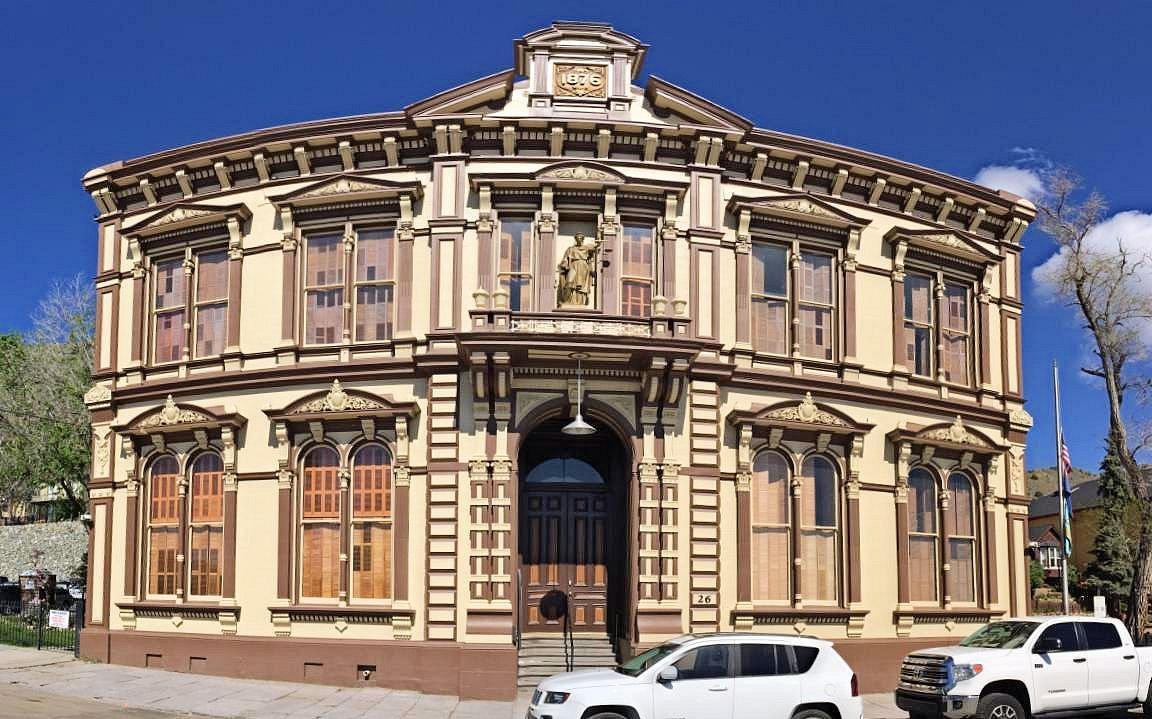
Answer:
[0, 647, 906, 718]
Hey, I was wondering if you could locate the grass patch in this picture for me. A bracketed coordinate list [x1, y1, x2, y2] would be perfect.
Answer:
[0, 612, 75, 649]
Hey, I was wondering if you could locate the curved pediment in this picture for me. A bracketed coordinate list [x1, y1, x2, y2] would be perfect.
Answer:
[888, 415, 1007, 454]
[533, 161, 627, 185]
[729, 392, 872, 435]
[114, 395, 245, 438]
[265, 380, 419, 422]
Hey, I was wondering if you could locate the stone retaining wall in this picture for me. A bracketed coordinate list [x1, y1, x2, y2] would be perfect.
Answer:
[0, 521, 87, 583]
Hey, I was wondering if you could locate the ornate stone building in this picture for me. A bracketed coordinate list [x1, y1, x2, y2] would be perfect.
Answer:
[81, 22, 1036, 698]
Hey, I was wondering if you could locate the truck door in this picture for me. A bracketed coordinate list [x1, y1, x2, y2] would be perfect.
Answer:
[1031, 621, 1089, 711]
[1081, 620, 1140, 706]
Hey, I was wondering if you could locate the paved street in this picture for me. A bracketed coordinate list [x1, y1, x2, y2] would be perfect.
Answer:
[0, 646, 915, 718]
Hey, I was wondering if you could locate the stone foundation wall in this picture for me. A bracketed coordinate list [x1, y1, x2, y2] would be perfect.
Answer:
[0, 520, 88, 582]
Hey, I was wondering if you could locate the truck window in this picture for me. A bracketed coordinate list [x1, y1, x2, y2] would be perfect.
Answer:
[1036, 622, 1081, 652]
[959, 620, 1039, 648]
[739, 644, 789, 676]
[1081, 622, 1122, 650]
[673, 644, 732, 680]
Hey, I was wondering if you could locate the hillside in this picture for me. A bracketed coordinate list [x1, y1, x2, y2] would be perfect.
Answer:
[1028, 466, 1097, 498]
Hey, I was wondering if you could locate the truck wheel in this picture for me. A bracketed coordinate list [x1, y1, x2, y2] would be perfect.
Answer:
[792, 710, 833, 719]
[586, 714, 627, 719]
[977, 692, 1026, 719]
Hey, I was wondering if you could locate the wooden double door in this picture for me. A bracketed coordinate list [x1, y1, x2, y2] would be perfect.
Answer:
[521, 487, 610, 632]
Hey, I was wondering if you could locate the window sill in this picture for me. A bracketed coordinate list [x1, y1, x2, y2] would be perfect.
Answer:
[732, 606, 869, 626]
[116, 600, 239, 621]
[893, 606, 1003, 625]
[269, 604, 415, 624]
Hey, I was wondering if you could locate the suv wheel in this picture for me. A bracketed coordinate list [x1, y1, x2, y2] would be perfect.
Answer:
[977, 692, 1026, 719]
[586, 713, 627, 719]
[792, 710, 833, 719]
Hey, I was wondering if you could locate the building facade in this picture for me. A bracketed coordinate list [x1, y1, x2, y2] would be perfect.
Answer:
[81, 23, 1037, 698]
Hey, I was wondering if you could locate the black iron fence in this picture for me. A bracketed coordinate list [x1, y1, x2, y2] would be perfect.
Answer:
[0, 595, 85, 655]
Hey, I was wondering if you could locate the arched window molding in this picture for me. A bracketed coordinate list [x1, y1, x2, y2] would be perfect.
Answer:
[145, 453, 180, 597]
[187, 451, 225, 598]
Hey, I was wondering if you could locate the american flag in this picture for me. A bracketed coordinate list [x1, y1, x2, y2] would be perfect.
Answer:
[1060, 436, 1074, 558]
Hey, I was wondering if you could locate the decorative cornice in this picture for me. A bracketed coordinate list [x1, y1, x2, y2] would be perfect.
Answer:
[265, 379, 419, 423]
[728, 392, 871, 436]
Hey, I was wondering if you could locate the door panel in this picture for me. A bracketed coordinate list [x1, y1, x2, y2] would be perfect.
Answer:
[1031, 622, 1089, 712]
[653, 645, 735, 719]
[521, 488, 609, 632]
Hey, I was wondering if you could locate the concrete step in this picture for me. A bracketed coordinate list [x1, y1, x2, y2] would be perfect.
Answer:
[517, 656, 617, 667]
[517, 635, 618, 687]
[517, 646, 617, 658]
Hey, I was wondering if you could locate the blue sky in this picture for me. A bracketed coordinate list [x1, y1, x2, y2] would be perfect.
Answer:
[2, 1, 1149, 471]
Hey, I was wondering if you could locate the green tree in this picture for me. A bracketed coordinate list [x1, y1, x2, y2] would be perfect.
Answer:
[1030, 559, 1046, 592]
[1082, 439, 1134, 616]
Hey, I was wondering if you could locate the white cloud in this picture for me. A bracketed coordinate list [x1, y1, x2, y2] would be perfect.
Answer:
[973, 165, 1046, 202]
[1032, 209, 1152, 340]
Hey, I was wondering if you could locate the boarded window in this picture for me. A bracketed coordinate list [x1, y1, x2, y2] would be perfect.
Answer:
[188, 453, 224, 596]
[148, 456, 179, 595]
[800, 456, 838, 602]
[946, 473, 977, 603]
[908, 468, 938, 602]
[301, 446, 340, 598]
[752, 452, 790, 602]
[352, 444, 392, 599]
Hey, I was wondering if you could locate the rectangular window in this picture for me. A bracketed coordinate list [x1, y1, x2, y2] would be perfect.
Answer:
[620, 223, 655, 317]
[751, 244, 789, 355]
[909, 479, 938, 602]
[152, 258, 187, 363]
[188, 526, 222, 596]
[904, 274, 933, 377]
[301, 523, 340, 598]
[942, 283, 971, 385]
[498, 219, 533, 311]
[304, 233, 345, 345]
[797, 252, 834, 360]
[193, 251, 228, 357]
[354, 228, 395, 341]
[148, 527, 178, 595]
[800, 487, 837, 602]
[738, 644, 791, 677]
[352, 454, 392, 600]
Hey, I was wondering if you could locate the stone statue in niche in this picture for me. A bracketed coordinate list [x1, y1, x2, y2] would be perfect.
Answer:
[556, 233, 601, 307]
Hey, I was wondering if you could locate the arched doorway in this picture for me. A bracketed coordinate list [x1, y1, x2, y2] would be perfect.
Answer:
[518, 416, 630, 637]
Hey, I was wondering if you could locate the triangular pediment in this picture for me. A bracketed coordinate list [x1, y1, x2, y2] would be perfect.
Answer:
[729, 193, 869, 228]
[269, 174, 422, 208]
[885, 227, 999, 263]
[534, 161, 627, 184]
[405, 69, 516, 119]
[124, 202, 250, 237]
[644, 76, 751, 134]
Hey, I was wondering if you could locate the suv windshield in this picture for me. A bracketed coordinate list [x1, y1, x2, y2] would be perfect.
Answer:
[959, 621, 1041, 649]
[615, 643, 681, 676]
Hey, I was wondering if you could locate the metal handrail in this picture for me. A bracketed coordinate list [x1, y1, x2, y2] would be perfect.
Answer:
[514, 567, 522, 648]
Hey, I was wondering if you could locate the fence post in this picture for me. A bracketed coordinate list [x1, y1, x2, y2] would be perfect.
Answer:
[73, 597, 85, 658]
[36, 603, 44, 651]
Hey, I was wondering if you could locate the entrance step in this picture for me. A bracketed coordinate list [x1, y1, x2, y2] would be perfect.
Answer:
[517, 636, 618, 688]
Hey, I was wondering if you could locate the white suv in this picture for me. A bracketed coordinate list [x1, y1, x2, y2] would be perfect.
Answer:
[526, 632, 862, 719]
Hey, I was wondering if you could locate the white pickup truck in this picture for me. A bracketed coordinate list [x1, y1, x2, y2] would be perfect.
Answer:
[895, 616, 1152, 718]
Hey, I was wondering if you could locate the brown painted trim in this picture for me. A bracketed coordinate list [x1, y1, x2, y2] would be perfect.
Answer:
[847, 493, 862, 604]
[396, 227, 413, 335]
[222, 485, 237, 599]
[791, 485, 803, 602]
[280, 238, 297, 344]
[236, 471, 277, 481]
[895, 492, 910, 604]
[843, 266, 857, 360]
[860, 482, 896, 494]
[124, 492, 138, 597]
[176, 483, 187, 601]
[393, 482, 409, 602]
[339, 479, 350, 602]
[227, 252, 242, 350]
[1008, 514, 1022, 615]
[736, 484, 750, 603]
[735, 250, 749, 345]
[277, 483, 292, 600]
[984, 505, 998, 606]
[87, 498, 115, 626]
[979, 298, 991, 384]
[130, 272, 145, 364]
[891, 273, 905, 371]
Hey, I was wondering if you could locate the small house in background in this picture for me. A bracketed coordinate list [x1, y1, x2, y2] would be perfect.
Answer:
[1028, 479, 1103, 574]
[1027, 524, 1063, 580]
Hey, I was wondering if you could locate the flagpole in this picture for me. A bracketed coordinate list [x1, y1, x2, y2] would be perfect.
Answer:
[1053, 361, 1071, 614]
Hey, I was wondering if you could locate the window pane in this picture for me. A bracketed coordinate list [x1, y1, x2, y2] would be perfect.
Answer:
[352, 521, 392, 599]
[672, 645, 731, 680]
[301, 523, 340, 598]
[802, 528, 837, 601]
[499, 275, 533, 312]
[190, 453, 224, 522]
[799, 306, 832, 360]
[148, 526, 178, 595]
[189, 525, 222, 596]
[752, 244, 787, 296]
[195, 303, 226, 357]
[621, 280, 652, 317]
[154, 310, 186, 363]
[905, 325, 932, 376]
[499, 220, 532, 274]
[353, 444, 391, 518]
[802, 457, 836, 528]
[944, 284, 969, 331]
[909, 470, 937, 533]
[196, 251, 228, 302]
[946, 474, 975, 537]
[943, 332, 969, 384]
[753, 527, 790, 601]
[305, 288, 344, 345]
[149, 456, 179, 523]
[154, 258, 186, 310]
[909, 535, 938, 602]
[621, 224, 654, 278]
[752, 298, 788, 354]
[904, 275, 932, 323]
[753, 453, 789, 524]
[799, 252, 832, 304]
[356, 229, 394, 282]
[302, 447, 340, 518]
[1037, 622, 1080, 652]
[355, 285, 393, 341]
[949, 538, 975, 603]
[1083, 622, 1122, 650]
[739, 644, 788, 677]
[305, 233, 344, 287]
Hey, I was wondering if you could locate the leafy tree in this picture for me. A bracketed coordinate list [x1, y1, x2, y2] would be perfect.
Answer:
[0, 276, 93, 519]
[1030, 559, 1046, 592]
[1082, 439, 1133, 616]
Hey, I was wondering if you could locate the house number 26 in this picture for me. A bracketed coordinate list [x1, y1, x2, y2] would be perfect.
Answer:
[695, 593, 716, 605]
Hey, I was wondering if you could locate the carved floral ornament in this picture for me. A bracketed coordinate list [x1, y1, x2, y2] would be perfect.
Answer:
[534, 163, 624, 183]
[918, 415, 993, 449]
[138, 395, 213, 428]
[759, 392, 851, 428]
[292, 380, 387, 414]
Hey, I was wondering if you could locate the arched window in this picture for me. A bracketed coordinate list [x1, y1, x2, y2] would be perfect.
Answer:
[351, 444, 393, 599]
[908, 468, 938, 602]
[301, 446, 340, 598]
[147, 455, 180, 595]
[946, 473, 977, 603]
[801, 456, 839, 602]
[188, 453, 224, 596]
[751, 452, 790, 602]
